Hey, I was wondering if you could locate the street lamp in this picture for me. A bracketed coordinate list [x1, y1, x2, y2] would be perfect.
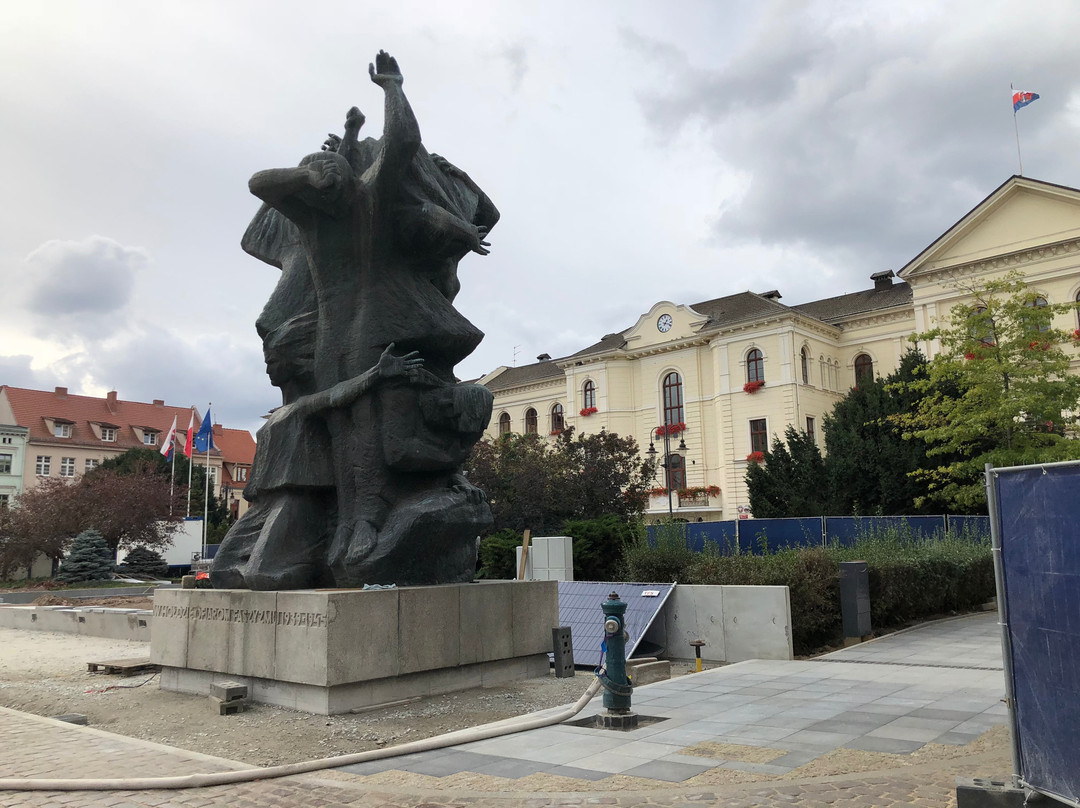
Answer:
[647, 427, 687, 518]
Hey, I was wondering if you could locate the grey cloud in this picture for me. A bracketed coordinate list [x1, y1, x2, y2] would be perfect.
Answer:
[24, 236, 147, 317]
[0, 355, 64, 392]
[628, 2, 1080, 276]
[500, 44, 529, 93]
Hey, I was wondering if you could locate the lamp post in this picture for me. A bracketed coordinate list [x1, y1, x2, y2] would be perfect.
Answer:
[647, 426, 687, 518]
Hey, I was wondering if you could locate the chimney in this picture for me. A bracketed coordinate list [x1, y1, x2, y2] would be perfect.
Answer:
[871, 270, 895, 290]
[54, 386, 68, 399]
[153, 399, 164, 407]
[759, 290, 782, 301]
[537, 353, 552, 361]
[106, 391, 118, 410]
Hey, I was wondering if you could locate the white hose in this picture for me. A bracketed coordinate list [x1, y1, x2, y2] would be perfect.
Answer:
[0, 676, 603, 792]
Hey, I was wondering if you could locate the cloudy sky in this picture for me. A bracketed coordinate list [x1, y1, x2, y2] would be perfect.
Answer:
[3, 1, 1079, 434]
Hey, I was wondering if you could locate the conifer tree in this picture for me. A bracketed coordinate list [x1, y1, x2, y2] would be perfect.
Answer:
[56, 529, 115, 584]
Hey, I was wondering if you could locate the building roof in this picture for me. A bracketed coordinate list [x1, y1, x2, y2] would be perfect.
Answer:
[482, 276, 913, 393]
[0, 385, 206, 454]
[483, 360, 566, 392]
[211, 425, 256, 466]
[690, 290, 795, 329]
[792, 281, 913, 323]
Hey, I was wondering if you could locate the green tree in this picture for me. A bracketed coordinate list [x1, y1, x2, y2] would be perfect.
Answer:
[745, 426, 831, 518]
[896, 273, 1080, 510]
[824, 350, 939, 515]
[56, 529, 115, 583]
[96, 448, 229, 528]
[465, 427, 656, 535]
[118, 546, 170, 578]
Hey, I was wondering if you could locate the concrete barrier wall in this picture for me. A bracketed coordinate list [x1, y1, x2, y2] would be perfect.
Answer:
[0, 605, 152, 641]
[643, 584, 792, 663]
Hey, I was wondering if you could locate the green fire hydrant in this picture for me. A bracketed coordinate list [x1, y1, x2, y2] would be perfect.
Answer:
[601, 591, 633, 714]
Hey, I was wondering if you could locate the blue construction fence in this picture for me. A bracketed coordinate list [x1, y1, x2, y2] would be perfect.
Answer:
[646, 515, 990, 555]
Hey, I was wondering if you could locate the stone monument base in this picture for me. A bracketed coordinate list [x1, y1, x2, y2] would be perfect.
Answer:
[150, 580, 557, 715]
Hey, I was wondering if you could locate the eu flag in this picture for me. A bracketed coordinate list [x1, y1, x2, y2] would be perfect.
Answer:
[192, 408, 214, 453]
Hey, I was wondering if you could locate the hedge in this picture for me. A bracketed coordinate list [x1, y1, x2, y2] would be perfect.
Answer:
[621, 522, 994, 655]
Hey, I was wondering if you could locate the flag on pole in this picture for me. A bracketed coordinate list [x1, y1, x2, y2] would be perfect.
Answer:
[193, 408, 214, 453]
[184, 410, 196, 458]
[1013, 89, 1040, 112]
[160, 415, 178, 459]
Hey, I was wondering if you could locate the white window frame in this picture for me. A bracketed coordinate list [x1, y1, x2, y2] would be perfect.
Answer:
[0, 453, 11, 474]
[60, 457, 76, 478]
[36, 456, 51, 476]
[85, 458, 100, 472]
[55, 423, 72, 438]
[143, 431, 158, 446]
[101, 427, 117, 442]
[806, 416, 816, 445]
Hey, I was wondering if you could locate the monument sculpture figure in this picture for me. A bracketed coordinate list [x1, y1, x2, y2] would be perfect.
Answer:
[211, 51, 498, 590]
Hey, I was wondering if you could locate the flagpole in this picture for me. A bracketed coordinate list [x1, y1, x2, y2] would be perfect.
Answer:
[1011, 83, 1024, 176]
[203, 402, 211, 562]
[169, 442, 176, 517]
[186, 432, 193, 518]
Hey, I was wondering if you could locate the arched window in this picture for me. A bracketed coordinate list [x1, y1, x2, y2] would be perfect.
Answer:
[1024, 295, 1050, 333]
[833, 360, 840, 390]
[1076, 291, 1080, 330]
[800, 347, 810, 385]
[498, 412, 511, 435]
[970, 306, 996, 347]
[819, 356, 826, 388]
[665, 453, 685, 492]
[525, 408, 538, 435]
[662, 372, 684, 425]
[854, 354, 874, 386]
[746, 348, 764, 384]
[582, 380, 596, 410]
[550, 403, 564, 433]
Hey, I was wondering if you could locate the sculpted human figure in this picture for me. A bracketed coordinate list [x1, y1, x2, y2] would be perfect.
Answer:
[224, 50, 498, 588]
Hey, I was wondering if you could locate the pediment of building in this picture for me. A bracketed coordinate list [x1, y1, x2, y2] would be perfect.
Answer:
[621, 301, 710, 351]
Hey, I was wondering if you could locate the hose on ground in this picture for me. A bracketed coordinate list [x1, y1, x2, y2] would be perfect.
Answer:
[0, 676, 603, 792]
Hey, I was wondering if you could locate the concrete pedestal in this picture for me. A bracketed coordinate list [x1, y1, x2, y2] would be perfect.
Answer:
[150, 580, 557, 714]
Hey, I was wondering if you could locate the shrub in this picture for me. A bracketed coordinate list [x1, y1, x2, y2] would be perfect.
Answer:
[561, 515, 642, 581]
[56, 529, 115, 584]
[620, 521, 695, 582]
[477, 529, 526, 579]
[616, 520, 995, 655]
[118, 546, 169, 579]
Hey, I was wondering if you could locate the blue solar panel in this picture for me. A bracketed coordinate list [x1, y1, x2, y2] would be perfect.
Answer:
[556, 581, 674, 668]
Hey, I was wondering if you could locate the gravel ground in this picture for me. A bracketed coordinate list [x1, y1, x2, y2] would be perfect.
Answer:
[0, 626, 711, 767]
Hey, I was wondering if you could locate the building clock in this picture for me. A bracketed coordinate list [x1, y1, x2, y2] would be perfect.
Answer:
[657, 314, 673, 333]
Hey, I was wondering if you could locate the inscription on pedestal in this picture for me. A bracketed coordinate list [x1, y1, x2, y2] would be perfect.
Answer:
[153, 604, 328, 628]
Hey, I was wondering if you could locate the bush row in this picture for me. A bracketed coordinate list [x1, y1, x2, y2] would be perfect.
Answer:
[621, 522, 994, 655]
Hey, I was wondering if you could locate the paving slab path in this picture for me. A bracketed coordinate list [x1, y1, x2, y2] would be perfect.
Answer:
[0, 613, 1013, 807]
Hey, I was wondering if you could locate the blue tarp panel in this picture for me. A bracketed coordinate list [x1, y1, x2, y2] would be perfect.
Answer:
[994, 464, 1080, 805]
[685, 521, 739, 553]
[825, 515, 947, 547]
[740, 518, 823, 554]
[203, 544, 219, 559]
[948, 515, 991, 538]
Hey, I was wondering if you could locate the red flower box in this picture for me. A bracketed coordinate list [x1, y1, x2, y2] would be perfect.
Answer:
[743, 380, 765, 394]
[655, 422, 686, 436]
[579, 406, 598, 417]
[746, 451, 765, 464]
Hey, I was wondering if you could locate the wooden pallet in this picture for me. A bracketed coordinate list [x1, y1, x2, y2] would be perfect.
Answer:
[86, 658, 161, 677]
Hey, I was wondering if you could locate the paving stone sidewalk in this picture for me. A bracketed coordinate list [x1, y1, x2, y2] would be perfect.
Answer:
[0, 613, 1013, 807]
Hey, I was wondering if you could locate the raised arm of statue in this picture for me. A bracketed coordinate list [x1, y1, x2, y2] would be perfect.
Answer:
[249, 151, 351, 227]
[363, 50, 421, 193]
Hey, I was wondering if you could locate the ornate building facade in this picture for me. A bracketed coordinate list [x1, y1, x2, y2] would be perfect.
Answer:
[480, 176, 1080, 520]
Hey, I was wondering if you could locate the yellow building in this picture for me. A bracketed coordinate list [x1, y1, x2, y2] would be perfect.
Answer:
[480, 176, 1080, 520]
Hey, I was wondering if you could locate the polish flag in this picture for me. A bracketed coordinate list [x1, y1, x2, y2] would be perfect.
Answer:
[183, 410, 196, 458]
[160, 415, 178, 458]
